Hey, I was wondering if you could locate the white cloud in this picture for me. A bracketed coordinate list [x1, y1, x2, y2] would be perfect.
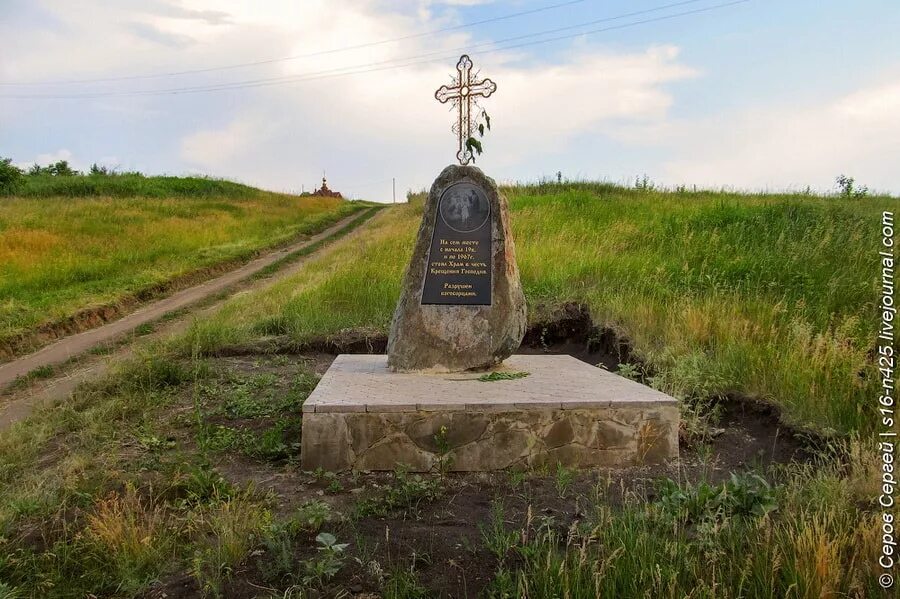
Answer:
[180, 116, 282, 169]
[5, 1, 893, 197]
[432, 0, 496, 5]
[489, 46, 696, 166]
[835, 82, 900, 125]
[618, 78, 900, 193]
[161, 2, 694, 195]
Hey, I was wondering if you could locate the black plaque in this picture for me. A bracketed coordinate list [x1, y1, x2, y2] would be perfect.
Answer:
[421, 181, 492, 305]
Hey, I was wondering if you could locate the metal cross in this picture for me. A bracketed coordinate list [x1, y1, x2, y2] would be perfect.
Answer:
[435, 54, 497, 166]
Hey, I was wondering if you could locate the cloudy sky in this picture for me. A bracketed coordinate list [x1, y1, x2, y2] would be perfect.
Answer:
[1, 0, 898, 201]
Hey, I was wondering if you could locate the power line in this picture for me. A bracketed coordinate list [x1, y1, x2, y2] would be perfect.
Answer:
[0, 0, 748, 100]
[0, 0, 587, 86]
[158, 0, 714, 97]
[3, 0, 708, 98]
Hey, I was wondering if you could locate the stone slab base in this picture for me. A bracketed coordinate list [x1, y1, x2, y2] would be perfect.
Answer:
[300, 355, 679, 472]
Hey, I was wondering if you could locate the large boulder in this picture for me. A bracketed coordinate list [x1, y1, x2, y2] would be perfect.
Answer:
[387, 164, 527, 372]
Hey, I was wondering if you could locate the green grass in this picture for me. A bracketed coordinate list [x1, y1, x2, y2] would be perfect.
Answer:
[0, 180, 893, 597]
[0, 175, 365, 351]
[485, 461, 881, 598]
[0, 349, 301, 597]
[0, 336, 884, 597]
[352, 467, 443, 519]
[180, 183, 897, 434]
[4, 173, 266, 199]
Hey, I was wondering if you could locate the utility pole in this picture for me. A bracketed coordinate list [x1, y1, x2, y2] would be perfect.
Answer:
[392, 177, 396, 203]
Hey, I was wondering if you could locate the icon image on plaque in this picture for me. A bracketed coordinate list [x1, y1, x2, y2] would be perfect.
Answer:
[439, 182, 490, 233]
[421, 181, 493, 306]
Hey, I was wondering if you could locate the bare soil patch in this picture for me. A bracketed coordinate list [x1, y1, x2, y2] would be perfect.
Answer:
[141, 306, 812, 598]
[0, 257, 246, 363]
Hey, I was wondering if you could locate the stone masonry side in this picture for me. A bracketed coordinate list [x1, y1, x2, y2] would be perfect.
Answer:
[300, 406, 679, 472]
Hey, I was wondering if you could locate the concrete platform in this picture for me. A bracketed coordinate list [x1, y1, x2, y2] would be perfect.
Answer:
[300, 354, 679, 471]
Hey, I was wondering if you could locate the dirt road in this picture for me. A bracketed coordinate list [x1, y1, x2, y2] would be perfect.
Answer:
[0, 207, 380, 429]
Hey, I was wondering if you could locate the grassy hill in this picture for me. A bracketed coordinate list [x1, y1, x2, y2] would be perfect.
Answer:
[182, 182, 894, 434]
[4, 173, 268, 199]
[0, 181, 894, 597]
[0, 175, 363, 357]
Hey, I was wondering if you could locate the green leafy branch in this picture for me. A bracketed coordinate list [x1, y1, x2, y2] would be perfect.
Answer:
[465, 109, 492, 162]
[478, 370, 529, 382]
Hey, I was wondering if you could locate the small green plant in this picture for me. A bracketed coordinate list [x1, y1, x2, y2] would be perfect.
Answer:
[198, 424, 242, 453]
[90, 343, 115, 356]
[89, 163, 111, 176]
[168, 463, 234, 507]
[679, 398, 724, 446]
[722, 472, 779, 517]
[656, 471, 778, 525]
[137, 434, 176, 452]
[246, 419, 293, 461]
[484, 566, 516, 598]
[382, 564, 429, 599]
[434, 425, 454, 479]
[0, 157, 22, 193]
[31, 364, 55, 378]
[616, 363, 641, 381]
[478, 371, 529, 382]
[554, 462, 575, 498]
[293, 500, 334, 532]
[258, 521, 297, 585]
[313, 469, 344, 493]
[219, 373, 283, 418]
[532, 461, 551, 478]
[9, 364, 55, 390]
[126, 352, 194, 392]
[326, 477, 345, 494]
[649, 352, 726, 444]
[634, 174, 655, 191]
[835, 174, 868, 198]
[479, 500, 518, 563]
[257, 513, 345, 586]
[507, 468, 527, 489]
[354, 467, 442, 518]
[300, 532, 348, 587]
[191, 490, 271, 596]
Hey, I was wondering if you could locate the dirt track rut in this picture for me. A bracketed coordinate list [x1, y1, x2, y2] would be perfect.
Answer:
[0, 207, 380, 429]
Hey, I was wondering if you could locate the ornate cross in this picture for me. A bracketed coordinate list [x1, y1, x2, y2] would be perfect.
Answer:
[435, 54, 497, 166]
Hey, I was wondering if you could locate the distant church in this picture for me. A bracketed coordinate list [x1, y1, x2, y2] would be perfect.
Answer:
[311, 176, 342, 198]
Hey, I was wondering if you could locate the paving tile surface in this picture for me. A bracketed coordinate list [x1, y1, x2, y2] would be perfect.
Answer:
[304, 354, 677, 414]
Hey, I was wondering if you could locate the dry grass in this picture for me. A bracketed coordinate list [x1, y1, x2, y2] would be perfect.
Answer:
[86, 484, 174, 589]
[0, 189, 359, 347]
[0, 181, 894, 597]
[190, 488, 272, 595]
[179, 183, 897, 433]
